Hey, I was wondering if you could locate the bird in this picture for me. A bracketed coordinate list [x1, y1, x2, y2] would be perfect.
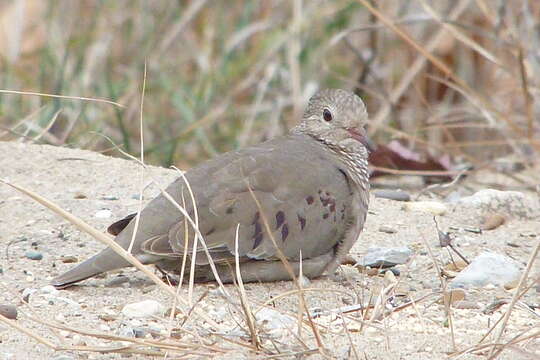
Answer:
[52, 89, 372, 289]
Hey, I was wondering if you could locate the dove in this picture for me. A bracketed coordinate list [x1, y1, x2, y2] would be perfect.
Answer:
[52, 89, 372, 288]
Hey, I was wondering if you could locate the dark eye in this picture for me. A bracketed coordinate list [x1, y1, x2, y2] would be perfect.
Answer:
[323, 108, 333, 122]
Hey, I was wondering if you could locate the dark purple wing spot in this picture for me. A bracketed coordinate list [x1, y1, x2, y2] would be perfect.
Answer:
[254, 222, 262, 237]
[252, 219, 263, 249]
[306, 196, 314, 205]
[253, 232, 264, 249]
[281, 224, 289, 242]
[297, 214, 306, 230]
[275, 211, 285, 229]
[329, 203, 336, 212]
[252, 211, 260, 224]
[226, 206, 234, 214]
[322, 213, 329, 220]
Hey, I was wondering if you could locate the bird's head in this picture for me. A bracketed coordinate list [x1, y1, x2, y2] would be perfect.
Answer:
[294, 89, 374, 154]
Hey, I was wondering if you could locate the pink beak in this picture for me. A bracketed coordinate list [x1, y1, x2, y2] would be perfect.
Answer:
[347, 128, 376, 153]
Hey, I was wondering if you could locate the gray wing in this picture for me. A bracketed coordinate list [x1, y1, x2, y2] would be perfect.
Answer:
[116, 134, 353, 266]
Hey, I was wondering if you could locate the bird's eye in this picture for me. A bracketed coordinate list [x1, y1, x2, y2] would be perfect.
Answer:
[323, 108, 333, 122]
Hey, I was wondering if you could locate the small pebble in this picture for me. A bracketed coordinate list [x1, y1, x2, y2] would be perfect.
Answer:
[404, 201, 447, 215]
[121, 300, 165, 318]
[25, 251, 43, 260]
[442, 289, 466, 306]
[107, 276, 129, 287]
[22, 288, 35, 302]
[373, 189, 411, 202]
[504, 279, 519, 290]
[60, 255, 78, 263]
[379, 225, 397, 234]
[481, 213, 505, 230]
[99, 314, 117, 322]
[452, 300, 480, 309]
[444, 259, 468, 272]
[73, 192, 87, 199]
[95, 209, 112, 219]
[101, 195, 119, 201]
[383, 270, 397, 285]
[359, 247, 413, 268]
[119, 327, 147, 338]
[365, 268, 379, 276]
[255, 307, 295, 330]
[40, 285, 59, 295]
[0, 304, 18, 320]
[53, 354, 75, 360]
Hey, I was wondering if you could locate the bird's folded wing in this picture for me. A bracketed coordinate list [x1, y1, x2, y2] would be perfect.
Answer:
[135, 136, 351, 265]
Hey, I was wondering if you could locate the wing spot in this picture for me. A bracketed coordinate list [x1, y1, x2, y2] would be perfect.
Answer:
[306, 196, 314, 205]
[281, 224, 289, 242]
[252, 217, 263, 249]
[323, 213, 329, 220]
[297, 214, 306, 230]
[275, 211, 285, 229]
[252, 211, 260, 224]
[253, 233, 264, 249]
[226, 206, 234, 214]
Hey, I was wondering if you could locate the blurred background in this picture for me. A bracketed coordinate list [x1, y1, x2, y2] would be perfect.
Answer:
[0, 0, 539, 186]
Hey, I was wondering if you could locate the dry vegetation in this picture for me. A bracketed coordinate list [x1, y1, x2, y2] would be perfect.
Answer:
[1, 1, 539, 169]
[0, 0, 539, 359]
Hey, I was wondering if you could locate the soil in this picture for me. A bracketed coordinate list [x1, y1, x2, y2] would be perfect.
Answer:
[0, 141, 538, 359]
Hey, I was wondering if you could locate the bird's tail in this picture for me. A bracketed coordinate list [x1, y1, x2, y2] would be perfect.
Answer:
[51, 248, 131, 289]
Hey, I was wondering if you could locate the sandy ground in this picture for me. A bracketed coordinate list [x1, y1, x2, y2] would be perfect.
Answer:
[0, 141, 538, 359]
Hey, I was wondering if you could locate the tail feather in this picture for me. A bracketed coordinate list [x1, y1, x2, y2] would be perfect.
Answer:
[52, 248, 131, 289]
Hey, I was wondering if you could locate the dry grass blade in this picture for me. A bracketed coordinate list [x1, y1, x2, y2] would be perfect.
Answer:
[361, 0, 472, 135]
[247, 188, 326, 353]
[0, 178, 223, 328]
[0, 313, 175, 356]
[488, 238, 540, 357]
[0, 89, 124, 108]
[418, 0, 502, 67]
[234, 224, 261, 350]
[31, 109, 62, 143]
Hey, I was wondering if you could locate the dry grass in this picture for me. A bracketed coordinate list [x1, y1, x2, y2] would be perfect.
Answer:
[0, 1, 538, 175]
[1, 1, 539, 358]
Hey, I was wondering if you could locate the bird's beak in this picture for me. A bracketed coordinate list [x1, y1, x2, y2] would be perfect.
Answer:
[347, 128, 376, 154]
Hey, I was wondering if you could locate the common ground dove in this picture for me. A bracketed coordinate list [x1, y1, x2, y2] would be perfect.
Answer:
[52, 89, 372, 288]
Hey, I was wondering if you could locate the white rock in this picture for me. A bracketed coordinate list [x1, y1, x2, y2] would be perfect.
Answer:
[51, 296, 80, 307]
[451, 252, 521, 289]
[22, 288, 37, 299]
[359, 247, 413, 267]
[121, 300, 165, 318]
[94, 209, 112, 219]
[404, 201, 447, 215]
[40, 285, 59, 295]
[255, 307, 295, 331]
[456, 189, 538, 219]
